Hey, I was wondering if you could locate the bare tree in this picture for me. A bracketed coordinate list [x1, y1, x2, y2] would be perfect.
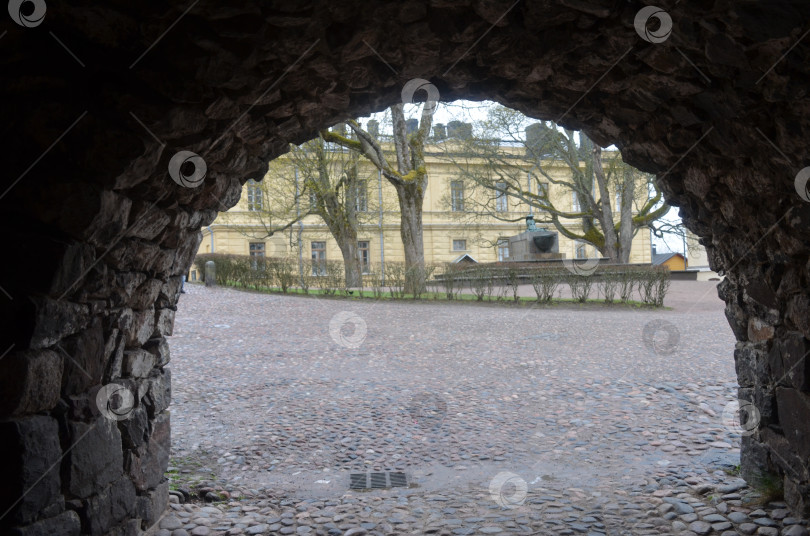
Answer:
[321, 101, 435, 291]
[229, 127, 378, 287]
[440, 105, 669, 263]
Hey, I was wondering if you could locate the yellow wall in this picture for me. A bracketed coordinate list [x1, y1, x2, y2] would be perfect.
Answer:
[661, 255, 686, 271]
[197, 143, 654, 267]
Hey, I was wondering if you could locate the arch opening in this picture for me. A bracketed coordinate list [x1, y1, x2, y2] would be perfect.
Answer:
[2, 1, 810, 534]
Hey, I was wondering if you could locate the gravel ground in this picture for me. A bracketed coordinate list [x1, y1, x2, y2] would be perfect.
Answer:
[152, 281, 809, 536]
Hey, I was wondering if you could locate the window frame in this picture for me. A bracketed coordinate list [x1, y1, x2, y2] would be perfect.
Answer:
[450, 180, 465, 212]
[246, 179, 263, 211]
[497, 238, 510, 262]
[452, 239, 467, 252]
[311, 241, 327, 276]
[249, 241, 266, 269]
[495, 181, 508, 212]
[358, 240, 370, 274]
[354, 180, 368, 212]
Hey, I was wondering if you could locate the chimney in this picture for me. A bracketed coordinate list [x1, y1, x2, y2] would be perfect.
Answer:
[447, 120, 462, 138]
[405, 118, 418, 135]
[459, 122, 473, 139]
[434, 123, 446, 140]
[652, 244, 657, 255]
[367, 119, 379, 139]
[525, 123, 544, 158]
[331, 122, 347, 136]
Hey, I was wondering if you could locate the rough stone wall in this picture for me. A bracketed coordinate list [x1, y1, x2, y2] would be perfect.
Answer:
[1, 1, 809, 533]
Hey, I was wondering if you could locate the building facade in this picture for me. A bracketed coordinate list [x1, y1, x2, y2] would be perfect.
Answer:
[195, 140, 653, 275]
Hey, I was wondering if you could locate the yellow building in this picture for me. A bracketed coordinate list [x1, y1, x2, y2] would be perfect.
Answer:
[195, 139, 653, 275]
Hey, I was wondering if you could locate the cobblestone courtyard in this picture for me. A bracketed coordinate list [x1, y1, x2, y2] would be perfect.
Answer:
[155, 282, 809, 536]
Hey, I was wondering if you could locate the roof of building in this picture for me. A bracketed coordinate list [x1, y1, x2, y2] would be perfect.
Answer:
[652, 252, 684, 265]
[451, 254, 478, 264]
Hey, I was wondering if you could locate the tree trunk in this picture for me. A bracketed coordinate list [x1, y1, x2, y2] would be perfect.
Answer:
[617, 169, 635, 263]
[592, 145, 619, 262]
[336, 236, 363, 288]
[396, 182, 425, 294]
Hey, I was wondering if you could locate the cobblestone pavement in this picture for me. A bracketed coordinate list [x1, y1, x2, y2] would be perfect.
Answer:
[154, 283, 809, 536]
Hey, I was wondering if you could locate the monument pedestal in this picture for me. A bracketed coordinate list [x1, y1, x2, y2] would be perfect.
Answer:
[507, 230, 563, 262]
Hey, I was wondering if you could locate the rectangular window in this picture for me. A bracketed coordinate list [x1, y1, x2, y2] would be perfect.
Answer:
[615, 191, 623, 211]
[309, 190, 317, 209]
[354, 180, 368, 212]
[495, 182, 508, 212]
[453, 239, 467, 251]
[451, 180, 465, 212]
[311, 241, 326, 275]
[247, 180, 263, 211]
[249, 242, 266, 257]
[358, 241, 370, 273]
[575, 242, 587, 259]
[249, 242, 266, 269]
[572, 191, 581, 212]
[497, 239, 510, 262]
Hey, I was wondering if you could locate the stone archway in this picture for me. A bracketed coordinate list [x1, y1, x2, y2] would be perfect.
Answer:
[2, 1, 809, 533]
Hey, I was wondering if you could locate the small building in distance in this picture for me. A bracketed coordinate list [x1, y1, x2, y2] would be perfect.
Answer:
[652, 247, 686, 271]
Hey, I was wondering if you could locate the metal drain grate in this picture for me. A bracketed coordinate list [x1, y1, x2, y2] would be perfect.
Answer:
[349, 471, 408, 490]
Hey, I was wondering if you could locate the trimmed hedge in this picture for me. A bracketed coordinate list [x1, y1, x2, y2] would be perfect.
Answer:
[192, 254, 671, 306]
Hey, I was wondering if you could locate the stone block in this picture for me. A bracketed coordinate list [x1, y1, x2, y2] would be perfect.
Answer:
[154, 308, 176, 337]
[48, 243, 96, 299]
[127, 308, 155, 347]
[156, 277, 183, 309]
[9, 510, 81, 536]
[776, 387, 810, 461]
[734, 343, 766, 388]
[130, 278, 164, 310]
[29, 297, 89, 349]
[82, 190, 132, 248]
[127, 201, 171, 241]
[748, 318, 774, 342]
[118, 406, 149, 449]
[60, 317, 105, 396]
[0, 416, 62, 527]
[106, 518, 141, 536]
[136, 480, 169, 529]
[0, 349, 63, 416]
[128, 412, 170, 491]
[787, 294, 810, 340]
[144, 337, 170, 367]
[740, 434, 770, 485]
[144, 368, 171, 419]
[768, 333, 810, 390]
[123, 349, 155, 378]
[103, 329, 125, 383]
[78, 475, 136, 536]
[784, 477, 810, 518]
[65, 417, 124, 499]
